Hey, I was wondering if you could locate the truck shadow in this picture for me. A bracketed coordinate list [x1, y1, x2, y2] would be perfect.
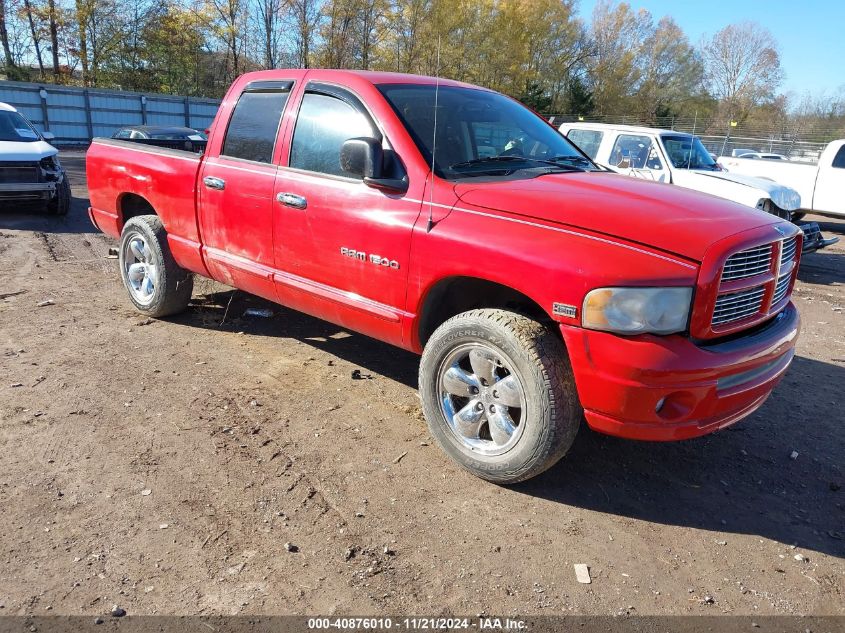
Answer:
[178, 288, 421, 387]
[798, 216, 845, 285]
[518, 354, 845, 559]
[798, 251, 845, 286]
[175, 289, 844, 559]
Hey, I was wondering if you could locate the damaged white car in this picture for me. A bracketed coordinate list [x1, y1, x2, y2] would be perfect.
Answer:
[560, 123, 836, 253]
[0, 102, 70, 215]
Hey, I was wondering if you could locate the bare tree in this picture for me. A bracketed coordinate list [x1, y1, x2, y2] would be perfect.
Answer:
[255, 0, 284, 68]
[47, 0, 59, 77]
[701, 21, 783, 121]
[210, 0, 244, 79]
[21, 0, 45, 77]
[587, 0, 650, 114]
[286, 0, 320, 68]
[0, 0, 16, 70]
[319, 0, 354, 67]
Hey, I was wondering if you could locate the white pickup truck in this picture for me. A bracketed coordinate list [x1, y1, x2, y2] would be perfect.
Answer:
[559, 122, 837, 252]
[719, 140, 845, 220]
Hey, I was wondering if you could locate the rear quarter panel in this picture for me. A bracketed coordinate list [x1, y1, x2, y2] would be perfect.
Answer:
[86, 139, 205, 273]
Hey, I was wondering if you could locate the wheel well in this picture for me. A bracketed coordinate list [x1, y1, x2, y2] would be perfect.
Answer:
[418, 277, 553, 347]
[118, 193, 157, 228]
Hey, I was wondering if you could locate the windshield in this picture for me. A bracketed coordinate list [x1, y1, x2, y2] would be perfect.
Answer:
[0, 110, 40, 143]
[661, 135, 718, 170]
[378, 84, 595, 179]
[149, 130, 207, 140]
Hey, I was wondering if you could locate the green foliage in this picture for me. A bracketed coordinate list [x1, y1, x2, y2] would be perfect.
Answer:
[566, 75, 594, 116]
[519, 81, 552, 114]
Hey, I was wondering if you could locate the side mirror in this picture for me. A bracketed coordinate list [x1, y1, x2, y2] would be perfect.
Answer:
[341, 137, 408, 193]
[340, 137, 381, 179]
[42, 131, 55, 141]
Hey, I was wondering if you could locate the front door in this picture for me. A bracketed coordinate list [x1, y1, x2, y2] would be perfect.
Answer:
[271, 83, 421, 346]
[812, 142, 845, 215]
[198, 80, 293, 300]
[608, 133, 669, 183]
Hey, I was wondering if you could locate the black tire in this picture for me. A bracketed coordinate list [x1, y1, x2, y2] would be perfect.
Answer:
[118, 214, 193, 317]
[419, 309, 581, 484]
[791, 212, 806, 222]
[46, 177, 70, 216]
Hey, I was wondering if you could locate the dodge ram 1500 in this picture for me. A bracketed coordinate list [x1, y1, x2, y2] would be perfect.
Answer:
[87, 70, 801, 483]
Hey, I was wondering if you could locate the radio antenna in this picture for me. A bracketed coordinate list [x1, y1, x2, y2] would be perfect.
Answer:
[687, 111, 697, 170]
[426, 36, 441, 233]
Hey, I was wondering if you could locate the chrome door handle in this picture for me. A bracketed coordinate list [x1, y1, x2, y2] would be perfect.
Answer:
[277, 192, 307, 210]
[203, 176, 225, 190]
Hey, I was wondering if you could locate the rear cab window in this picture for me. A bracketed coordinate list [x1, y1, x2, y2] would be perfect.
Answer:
[566, 129, 603, 160]
[221, 80, 293, 164]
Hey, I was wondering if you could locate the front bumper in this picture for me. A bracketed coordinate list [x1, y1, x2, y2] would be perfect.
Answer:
[0, 181, 56, 201]
[798, 221, 839, 253]
[560, 303, 800, 441]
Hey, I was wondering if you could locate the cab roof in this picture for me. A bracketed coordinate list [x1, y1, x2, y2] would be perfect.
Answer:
[562, 122, 694, 137]
[236, 68, 487, 91]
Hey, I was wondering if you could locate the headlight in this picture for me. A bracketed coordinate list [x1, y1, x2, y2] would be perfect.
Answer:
[39, 155, 60, 170]
[582, 287, 693, 335]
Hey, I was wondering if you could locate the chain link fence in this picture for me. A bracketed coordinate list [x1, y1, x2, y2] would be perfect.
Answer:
[547, 113, 845, 163]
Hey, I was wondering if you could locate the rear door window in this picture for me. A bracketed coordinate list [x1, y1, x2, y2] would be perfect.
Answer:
[222, 82, 292, 163]
[566, 129, 603, 159]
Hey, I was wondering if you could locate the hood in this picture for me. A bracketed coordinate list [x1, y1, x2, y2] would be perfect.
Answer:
[453, 172, 781, 262]
[672, 169, 801, 211]
[0, 139, 58, 162]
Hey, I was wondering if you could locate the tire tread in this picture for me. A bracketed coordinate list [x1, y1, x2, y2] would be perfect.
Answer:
[419, 308, 581, 484]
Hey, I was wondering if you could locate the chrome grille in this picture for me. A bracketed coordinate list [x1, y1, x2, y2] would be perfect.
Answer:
[0, 162, 39, 183]
[779, 237, 797, 268]
[712, 287, 766, 326]
[721, 244, 773, 281]
[772, 274, 791, 305]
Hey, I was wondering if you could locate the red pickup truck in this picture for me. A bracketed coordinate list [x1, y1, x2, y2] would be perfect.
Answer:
[87, 69, 801, 483]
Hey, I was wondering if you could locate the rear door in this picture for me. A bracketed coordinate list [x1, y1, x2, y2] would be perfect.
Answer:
[271, 82, 421, 346]
[198, 80, 293, 300]
[812, 142, 845, 215]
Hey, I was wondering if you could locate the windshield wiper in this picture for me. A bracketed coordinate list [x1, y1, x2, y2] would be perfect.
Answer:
[449, 155, 585, 172]
[546, 155, 593, 167]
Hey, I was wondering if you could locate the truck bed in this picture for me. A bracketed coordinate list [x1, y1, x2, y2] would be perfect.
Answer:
[86, 138, 208, 276]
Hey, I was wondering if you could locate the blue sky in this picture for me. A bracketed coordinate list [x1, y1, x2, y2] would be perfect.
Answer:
[576, 0, 843, 98]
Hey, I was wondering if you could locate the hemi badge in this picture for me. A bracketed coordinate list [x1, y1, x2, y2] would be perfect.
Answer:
[553, 303, 577, 318]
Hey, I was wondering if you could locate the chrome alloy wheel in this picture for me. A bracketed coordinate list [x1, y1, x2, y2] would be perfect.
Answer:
[123, 232, 158, 305]
[437, 343, 527, 456]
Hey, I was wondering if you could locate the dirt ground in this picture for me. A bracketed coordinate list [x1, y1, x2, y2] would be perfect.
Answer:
[0, 151, 843, 618]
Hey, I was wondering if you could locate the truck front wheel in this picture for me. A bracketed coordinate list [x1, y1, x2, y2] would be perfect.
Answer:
[419, 309, 581, 484]
[119, 214, 193, 317]
[46, 178, 70, 216]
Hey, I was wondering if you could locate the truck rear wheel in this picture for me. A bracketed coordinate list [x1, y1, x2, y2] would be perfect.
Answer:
[419, 309, 581, 484]
[118, 214, 193, 317]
